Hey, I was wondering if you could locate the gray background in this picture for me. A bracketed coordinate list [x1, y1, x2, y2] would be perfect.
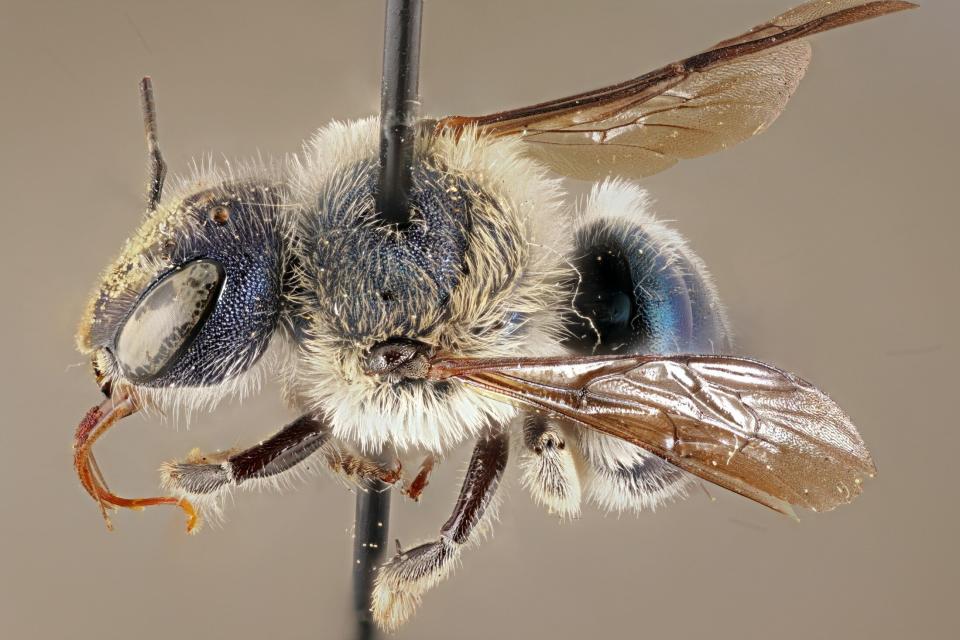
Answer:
[1, 1, 955, 639]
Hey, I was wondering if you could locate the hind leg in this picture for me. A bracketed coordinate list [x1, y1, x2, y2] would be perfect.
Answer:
[519, 413, 583, 518]
[562, 180, 730, 513]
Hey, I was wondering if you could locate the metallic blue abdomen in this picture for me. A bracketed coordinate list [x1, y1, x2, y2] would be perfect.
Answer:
[565, 214, 729, 356]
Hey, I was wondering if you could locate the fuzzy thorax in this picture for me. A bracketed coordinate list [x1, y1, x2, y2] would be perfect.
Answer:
[288, 118, 570, 453]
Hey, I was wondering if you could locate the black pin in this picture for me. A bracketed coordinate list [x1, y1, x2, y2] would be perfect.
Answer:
[375, 0, 423, 228]
[352, 3, 424, 638]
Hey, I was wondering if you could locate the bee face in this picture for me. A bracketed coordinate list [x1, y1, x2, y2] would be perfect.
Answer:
[78, 176, 290, 403]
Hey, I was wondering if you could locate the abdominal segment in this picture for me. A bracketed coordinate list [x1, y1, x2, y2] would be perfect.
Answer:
[555, 180, 730, 513]
[564, 181, 729, 356]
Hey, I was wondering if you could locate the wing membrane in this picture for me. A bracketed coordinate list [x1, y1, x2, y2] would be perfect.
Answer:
[429, 354, 876, 517]
[715, 0, 911, 47]
[435, 0, 916, 181]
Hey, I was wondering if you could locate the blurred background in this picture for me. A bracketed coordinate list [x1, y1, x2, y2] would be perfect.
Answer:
[1, 1, 955, 638]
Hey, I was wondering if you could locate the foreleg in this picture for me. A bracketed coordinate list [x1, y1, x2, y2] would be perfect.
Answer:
[161, 413, 330, 504]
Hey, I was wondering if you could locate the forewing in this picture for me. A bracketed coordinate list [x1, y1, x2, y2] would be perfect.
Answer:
[431, 355, 875, 517]
[435, 0, 915, 181]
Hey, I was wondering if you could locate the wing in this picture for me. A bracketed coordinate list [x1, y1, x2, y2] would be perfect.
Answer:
[435, 0, 916, 181]
[429, 354, 876, 518]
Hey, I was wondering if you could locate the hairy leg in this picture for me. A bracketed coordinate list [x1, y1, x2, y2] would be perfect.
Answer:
[161, 413, 402, 501]
[320, 439, 402, 489]
[519, 414, 582, 518]
[160, 413, 332, 520]
[372, 424, 509, 631]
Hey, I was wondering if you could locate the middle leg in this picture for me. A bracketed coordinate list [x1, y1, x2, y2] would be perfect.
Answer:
[372, 423, 509, 631]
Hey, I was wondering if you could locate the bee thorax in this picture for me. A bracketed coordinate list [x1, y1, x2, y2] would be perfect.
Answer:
[286, 118, 569, 452]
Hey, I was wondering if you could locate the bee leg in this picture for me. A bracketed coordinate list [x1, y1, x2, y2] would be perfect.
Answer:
[320, 441, 403, 488]
[372, 424, 509, 631]
[402, 453, 435, 501]
[576, 427, 693, 514]
[160, 413, 331, 518]
[520, 414, 582, 518]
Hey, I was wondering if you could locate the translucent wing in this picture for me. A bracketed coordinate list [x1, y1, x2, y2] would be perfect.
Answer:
[428, 354, 876, 518]
[435, 0, 916, 181]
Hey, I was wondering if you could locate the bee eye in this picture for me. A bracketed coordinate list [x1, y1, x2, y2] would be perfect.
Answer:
[114, 259, 224, 382]
[81, 181, 286, 389]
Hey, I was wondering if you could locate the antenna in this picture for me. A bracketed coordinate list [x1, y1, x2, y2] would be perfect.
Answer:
[139, 77, 167, 212]
[375, 0, 423, 228]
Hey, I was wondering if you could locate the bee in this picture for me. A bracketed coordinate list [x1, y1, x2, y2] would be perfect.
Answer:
[73, 0, 915, 631]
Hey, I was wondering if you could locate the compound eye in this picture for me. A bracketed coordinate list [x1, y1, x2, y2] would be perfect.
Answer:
[115, 259, 224, 382]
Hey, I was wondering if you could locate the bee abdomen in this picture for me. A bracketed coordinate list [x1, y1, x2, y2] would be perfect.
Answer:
[564, 181, 729, 356]
[556, 181, 728, 514]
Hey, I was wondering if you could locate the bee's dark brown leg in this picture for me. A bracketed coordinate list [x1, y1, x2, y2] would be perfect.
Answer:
[372, 424, 509, 631]
[160, 413, 331, 504]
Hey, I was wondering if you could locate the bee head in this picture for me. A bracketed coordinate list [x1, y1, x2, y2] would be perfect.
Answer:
[77, 170, 291, 412]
